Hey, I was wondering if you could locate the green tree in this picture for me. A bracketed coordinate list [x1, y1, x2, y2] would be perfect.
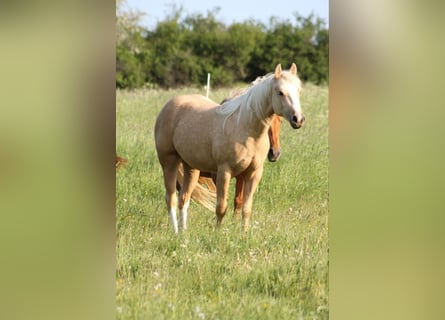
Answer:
[182, 9, 232, 86]
[116, 3, 329, 89]
[225, 21, 266, 81]
[116, 45, 144, 89]
[116, 0, 147, 88]
[248, 14, 328, 84]
[145, 16, 184, 87]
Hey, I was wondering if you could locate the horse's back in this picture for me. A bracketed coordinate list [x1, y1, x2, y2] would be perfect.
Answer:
[156, 94, 217, 127]
[154, 95, 219, 168]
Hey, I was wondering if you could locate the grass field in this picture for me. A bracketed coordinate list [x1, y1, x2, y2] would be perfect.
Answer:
[116, 83, 328, 319]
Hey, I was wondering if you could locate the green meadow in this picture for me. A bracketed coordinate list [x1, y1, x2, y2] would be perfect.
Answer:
[116, 83, 328, 319]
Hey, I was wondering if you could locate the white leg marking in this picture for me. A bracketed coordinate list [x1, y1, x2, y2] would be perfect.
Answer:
[169, 208, 178, 233]
[179, 200, 190, 230]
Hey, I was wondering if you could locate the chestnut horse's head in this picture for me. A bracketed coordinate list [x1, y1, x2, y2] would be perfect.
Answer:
[267, 115, 282, 162]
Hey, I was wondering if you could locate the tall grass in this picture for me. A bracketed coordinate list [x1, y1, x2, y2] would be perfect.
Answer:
[116, 83, 328, 319]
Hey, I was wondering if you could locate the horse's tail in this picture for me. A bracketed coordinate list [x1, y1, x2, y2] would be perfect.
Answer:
[116, 155, 128, 169]
[177, 163, 216, 211]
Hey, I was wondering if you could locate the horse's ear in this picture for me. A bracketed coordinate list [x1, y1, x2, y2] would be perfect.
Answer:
[290, 63, 297, 75]
[274, 64, 282, 78]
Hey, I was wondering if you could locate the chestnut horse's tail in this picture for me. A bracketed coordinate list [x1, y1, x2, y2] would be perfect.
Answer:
[116, 155, 128, 169]
[177, 163, 216, 211]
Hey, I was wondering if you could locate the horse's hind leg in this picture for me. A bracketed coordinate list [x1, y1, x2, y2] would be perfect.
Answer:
[178, 162, 200, 230]
[160, 155, 181, 233]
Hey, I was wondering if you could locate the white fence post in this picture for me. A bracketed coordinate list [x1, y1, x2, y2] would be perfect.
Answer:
[206, 73, 211, 98]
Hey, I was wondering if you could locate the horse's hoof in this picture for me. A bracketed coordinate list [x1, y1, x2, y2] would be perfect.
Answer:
[242, 221, 250, 232]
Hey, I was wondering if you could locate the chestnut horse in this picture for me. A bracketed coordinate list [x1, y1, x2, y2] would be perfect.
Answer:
[116, 154, 127, 169]
[233, 115, 282, 216]
[155, 64, 304, 233]
[217, 86, 283, 217]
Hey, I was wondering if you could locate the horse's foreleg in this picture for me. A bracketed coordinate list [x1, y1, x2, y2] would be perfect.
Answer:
[242, 168, 264, 232]
[233, 176, 244, 219]
[215, 168, 231, 227]
[178, 162, 200, 231]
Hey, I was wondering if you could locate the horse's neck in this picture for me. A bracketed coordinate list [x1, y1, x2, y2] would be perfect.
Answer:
[239, 79, 274, 138]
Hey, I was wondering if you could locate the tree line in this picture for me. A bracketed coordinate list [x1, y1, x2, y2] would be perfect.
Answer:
[116, 5, 328, 89]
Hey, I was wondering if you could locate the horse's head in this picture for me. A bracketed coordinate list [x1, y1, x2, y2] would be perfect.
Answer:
[267, 115, 282, 162]
[271, 63, 305, 129]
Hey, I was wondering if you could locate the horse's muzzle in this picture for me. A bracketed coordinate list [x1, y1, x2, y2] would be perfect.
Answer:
[290, 115, 305, 129]
[268, 147, 281, 162]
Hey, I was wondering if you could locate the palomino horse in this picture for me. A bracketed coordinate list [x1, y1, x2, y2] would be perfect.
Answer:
[176, 90, 283, 217]
[155, 63, 304, 233]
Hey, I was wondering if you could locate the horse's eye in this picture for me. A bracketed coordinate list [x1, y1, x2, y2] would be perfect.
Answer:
[278, 91, 284, 96]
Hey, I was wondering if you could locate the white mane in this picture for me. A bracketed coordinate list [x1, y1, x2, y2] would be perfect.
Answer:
[217, 74, 274, 132]
[217, 73, 273, 115]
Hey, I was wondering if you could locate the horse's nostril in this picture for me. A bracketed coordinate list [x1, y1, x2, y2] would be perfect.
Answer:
[292, 115, 298, 123]
[268, 148, 281, 162]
